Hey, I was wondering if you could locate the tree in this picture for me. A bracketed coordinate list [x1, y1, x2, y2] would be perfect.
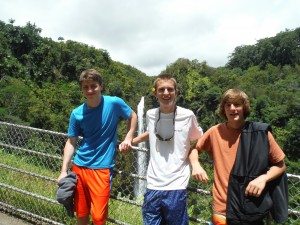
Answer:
[227, 27, 300, 70]
[0, 77, 31, 124]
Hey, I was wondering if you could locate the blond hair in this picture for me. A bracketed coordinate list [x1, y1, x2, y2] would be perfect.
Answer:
[217, 89, 250, 120]
[152, 74, 178, 92]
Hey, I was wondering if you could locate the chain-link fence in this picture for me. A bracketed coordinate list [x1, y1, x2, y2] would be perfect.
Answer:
[0, 121, 299, 225]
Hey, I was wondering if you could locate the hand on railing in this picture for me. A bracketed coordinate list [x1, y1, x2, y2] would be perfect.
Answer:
[118, 139, 132, 154]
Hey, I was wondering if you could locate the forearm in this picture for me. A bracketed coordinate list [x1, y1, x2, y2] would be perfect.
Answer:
[189, 148, 200, 167]
[245, 160, 286, 197]
[60, 138, 75, 173]
[262, 160, 286, 183]
[132, 131, 149, 145]
[189, 148, 209, 182]
[119, 111, 137, 153]
[124, 111, 137, 142]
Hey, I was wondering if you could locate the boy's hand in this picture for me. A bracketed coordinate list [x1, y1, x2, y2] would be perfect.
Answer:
[56, 171, 68, 184]
[191, 161, 209, 183]
[245, 175, 267, 197]
[119, 139, 132, 154]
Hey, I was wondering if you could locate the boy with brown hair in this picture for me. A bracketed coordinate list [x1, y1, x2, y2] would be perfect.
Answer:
[132, 74, 203, 225]
[190, 88, 287, 225]
[57, 69, 137, 225]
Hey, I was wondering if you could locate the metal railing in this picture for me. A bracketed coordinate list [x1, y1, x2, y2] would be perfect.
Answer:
[0, 121, 299, 224]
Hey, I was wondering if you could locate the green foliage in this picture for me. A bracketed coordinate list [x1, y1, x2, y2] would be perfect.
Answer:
[0, 148, 77, 225]
[0, 77, 31, 124]
[0, 19, 299, 164]
[108, 198, 143, 224]
[26, 82, 80, 131]
[227, 28, 300, 70]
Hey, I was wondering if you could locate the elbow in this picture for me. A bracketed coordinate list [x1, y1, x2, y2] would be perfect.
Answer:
[282, 161, 287, 172]
[132, 110, 137, 120]
[275, 160, 286, 173]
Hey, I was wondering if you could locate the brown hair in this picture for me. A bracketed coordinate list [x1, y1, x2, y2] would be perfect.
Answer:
[153, 74, 178, 92]
[79, 69, 103, 86]
[217, 88, 251, 120]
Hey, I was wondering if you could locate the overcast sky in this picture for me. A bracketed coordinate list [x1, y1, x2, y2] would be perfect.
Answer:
[1, 0, 299, 76]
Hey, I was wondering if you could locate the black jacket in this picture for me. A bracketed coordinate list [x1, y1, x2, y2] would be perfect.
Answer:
[226, 122, 288, 224]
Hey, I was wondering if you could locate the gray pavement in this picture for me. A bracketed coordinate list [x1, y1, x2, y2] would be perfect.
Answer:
[0, 211, 32, 225]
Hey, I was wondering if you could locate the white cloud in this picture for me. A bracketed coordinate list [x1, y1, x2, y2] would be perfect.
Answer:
[0, 0, 299, 75]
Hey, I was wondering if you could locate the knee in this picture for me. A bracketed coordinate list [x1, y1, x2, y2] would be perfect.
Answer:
[92, 212, 108, 225]
[92, 218, 107, 225]
[77, 215, 90, 225]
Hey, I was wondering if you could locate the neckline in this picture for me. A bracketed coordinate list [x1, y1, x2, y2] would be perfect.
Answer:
[86, 95, 102, 109]
[225, 121, 245, 132]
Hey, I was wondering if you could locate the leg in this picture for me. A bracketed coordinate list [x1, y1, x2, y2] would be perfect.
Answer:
[73, 165, 91, 222]
[77, 215, 90, 225]
[88, 168, 111, 225]
[161, 190, 188, 225]
[142, 189, 164, 225]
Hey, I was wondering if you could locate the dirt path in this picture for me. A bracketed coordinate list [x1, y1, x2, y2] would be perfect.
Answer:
[0, 211, 32, 225]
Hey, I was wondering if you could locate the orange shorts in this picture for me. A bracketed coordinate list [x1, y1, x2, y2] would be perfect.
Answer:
[212, 213, 227, 225]
[72, 164, 112, 225]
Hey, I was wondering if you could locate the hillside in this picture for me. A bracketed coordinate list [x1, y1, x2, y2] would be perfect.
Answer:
[0, 20, 299, 168]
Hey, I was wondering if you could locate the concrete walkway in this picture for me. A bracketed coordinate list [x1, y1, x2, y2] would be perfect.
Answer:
[0, 212, 31, 225]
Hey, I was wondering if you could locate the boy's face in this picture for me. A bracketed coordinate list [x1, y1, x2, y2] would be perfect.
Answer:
[154, 79, 178, 108]
[224, 100, 245, 123]
[81, 79, 102, 100]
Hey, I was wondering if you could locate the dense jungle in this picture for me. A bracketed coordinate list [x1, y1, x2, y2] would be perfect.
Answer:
[0, 19, 299, 172]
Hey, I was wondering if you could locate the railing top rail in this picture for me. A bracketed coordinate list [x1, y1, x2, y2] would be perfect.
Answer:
[287, 173, 300, 180]
[0, 121, 67, 137]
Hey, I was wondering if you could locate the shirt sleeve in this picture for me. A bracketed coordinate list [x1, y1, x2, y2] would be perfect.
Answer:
[115, 97, 132, 119]
[189, 114, 203, 141]
[268, 131, 285, 163]
[196, 127, 213, 153]
[67, 112, 80, 137]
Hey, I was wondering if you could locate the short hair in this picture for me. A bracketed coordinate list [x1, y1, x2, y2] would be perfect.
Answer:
[153, 74, 178, 91]
[79, 69, 103, 86]
[217, 88, 251, 120]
